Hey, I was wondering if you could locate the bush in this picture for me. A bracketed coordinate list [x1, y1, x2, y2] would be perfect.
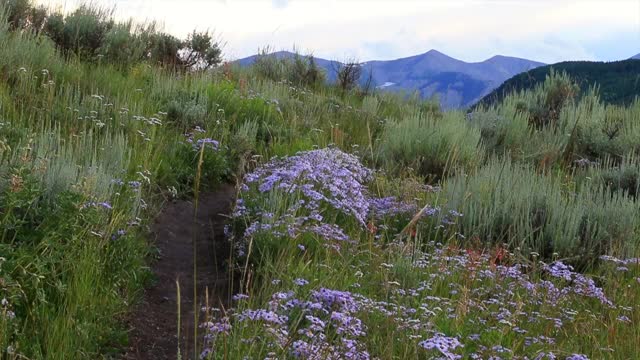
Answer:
[147, 31, 183, 67]
[45, 4, 115, 59]
[99, 21, 146, 66]
[3, 0, 30, 30]
[3, 1, 222, 70]
[576, 155, 640, 199]
[290, 54, 325, 88]
[573, 101, 640, 163]
[333, 58, 362, 94]
[472, 73, 640, 170]
[377, 111, 482, 181]
[166, 97, 208, 129]
[252, 48, 285, 81]
[180, 30, 222, 70]
[526, 70, 579, 129]
[252, 49, 326, 89]
[438, 158, 640, 265]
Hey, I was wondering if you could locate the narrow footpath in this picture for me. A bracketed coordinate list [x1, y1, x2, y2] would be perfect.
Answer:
[122, 184, 236, 360]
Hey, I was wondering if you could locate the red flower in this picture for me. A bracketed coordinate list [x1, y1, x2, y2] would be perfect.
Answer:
[367, 222, 377, 234]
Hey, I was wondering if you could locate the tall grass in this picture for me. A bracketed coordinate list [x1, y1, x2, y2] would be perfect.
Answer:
[472, 72, 640, 168]
[435, 157, 639, 264]
[203, 147, 640, 359]
[377, 110, 483, 180]
[574, 153, 640, 199]
[0, 3, 231, 357]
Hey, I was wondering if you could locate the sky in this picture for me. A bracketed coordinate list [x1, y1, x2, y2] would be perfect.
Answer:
[35, 0, 640, 64]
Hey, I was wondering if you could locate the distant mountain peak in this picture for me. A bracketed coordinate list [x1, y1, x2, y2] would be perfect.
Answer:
[420, 49, 455, 60]
[483, 54, 545, 65]
[631, 53, 640, 60]
[425, 49, 446, 56]
[485, 55, 506, 61]
[485, 55, 521, 62]
[236, 49, 547, 108]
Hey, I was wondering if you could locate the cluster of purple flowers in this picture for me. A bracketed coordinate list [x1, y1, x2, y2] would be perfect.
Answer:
[1, 297, 16, 321]
[599, 255, 640, 266]
[81, 201, 113, 210]
[213, 147, 632, 359]
[419, 334, 464, 359]
[200, 317, 232, 359]
[111, 179, 142, 190]
[237, 309, 288, 325]
[242, 219, 351, 245]
[110, 229, 126, 241]
[199, 238, 630, 359]
[544, 262, 613, 306]
[184, 128, 220, 152]
[201, 286, 371, 359]
[369, 196, 418, 218]
[243, 148, 373, 224]
[233, 148, 436, 251]
[192, 138, 220, 152]
[409, 244, 624, 358]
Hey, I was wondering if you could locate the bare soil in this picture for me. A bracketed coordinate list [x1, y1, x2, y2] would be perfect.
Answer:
[121, 184, 236, 360]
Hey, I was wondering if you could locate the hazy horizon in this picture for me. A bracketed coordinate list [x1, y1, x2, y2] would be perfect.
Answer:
[35, 0, 640, 64]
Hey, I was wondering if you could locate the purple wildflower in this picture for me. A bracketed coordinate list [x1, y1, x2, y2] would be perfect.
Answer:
[193, 138, 220, 151]
[98, 202, 113, 209]
[111, 229, 126, 241]
[418, 334, 463, 359]
[232, 293, 249, 301]
[241, 148, 372, 225]
[565, 355, 589, 360]
[237, 309, 287, 325]
[82, 201, 113, 210]
[369, 196, 417, 218]
[617, 315, 631, 323]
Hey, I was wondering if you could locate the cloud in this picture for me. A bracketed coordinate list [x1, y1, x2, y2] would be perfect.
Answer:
[272, 0, 289, 9]
[34, 0, 640, 63]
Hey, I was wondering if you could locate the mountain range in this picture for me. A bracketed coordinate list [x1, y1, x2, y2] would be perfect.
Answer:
[237, 50, 545, 108]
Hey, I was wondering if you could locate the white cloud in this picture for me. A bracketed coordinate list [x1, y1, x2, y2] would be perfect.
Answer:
[272, 0, 289, 9]
[35, 0, 640, 62]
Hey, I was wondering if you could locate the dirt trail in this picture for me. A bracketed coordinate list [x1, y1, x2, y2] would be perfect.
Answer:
[122, 184, 236, 360]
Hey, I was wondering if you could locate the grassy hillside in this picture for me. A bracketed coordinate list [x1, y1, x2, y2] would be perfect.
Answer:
[0, 2, 639, 359]
[478, 60, 640, 107]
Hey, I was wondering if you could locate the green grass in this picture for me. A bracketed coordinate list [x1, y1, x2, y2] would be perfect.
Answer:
[209, 151, 640, 359]
[376, 110, 483, 180]
[435, 157, 639, 264]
